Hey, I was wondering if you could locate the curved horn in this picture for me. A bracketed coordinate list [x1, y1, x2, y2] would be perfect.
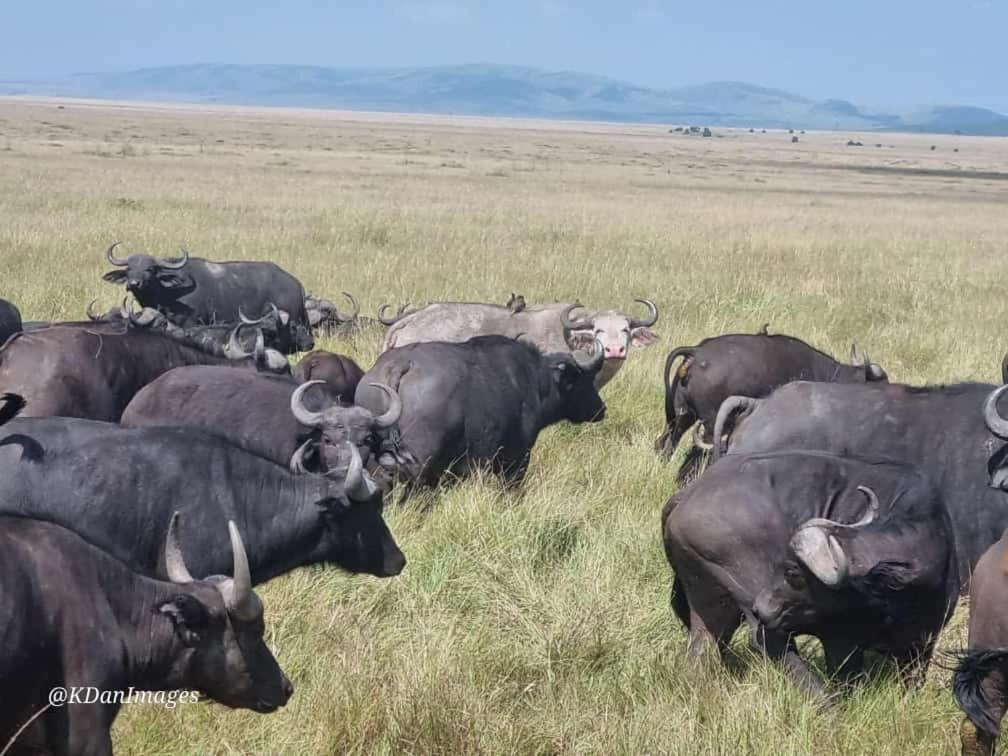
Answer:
[573, 338, 606, 373]
[691, 423, 713, 451]
[290, 380, 326, 427]
[800, 485, 880, 531]
[86, 300, 103, 322]
[342, 292, 360, 320]
[164, 511, 195, 584]
[711, 395, 759, 461]
[791, 527, 848, 587]
[560, 303, 593, 332]
[238, 307, 267, 326]
[1002, 351, 1008, 385]
[984, 385, 1008, 439]
[369, 382, 402, 429]
[341, 442, 373, 500]
[158, 247, 189, 270]
[289, 438, 314, 474]
[378, 304, 401, 326]
[105, 240, 128, 266]
[223, 325, 254, 360]
[220, 521, 257, 620]
[628, 298, 658, 328]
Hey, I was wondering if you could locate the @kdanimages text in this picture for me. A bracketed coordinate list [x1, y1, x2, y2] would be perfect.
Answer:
[49, 687, 198, 708]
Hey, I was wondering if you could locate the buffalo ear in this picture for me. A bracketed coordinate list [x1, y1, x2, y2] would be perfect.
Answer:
[158, 594, 211, 646]
[156, 271, 191, 290]
[631, 327, 658, 348]
[866, 363, 887, 382]
[861, 560, 916, 594]
[102, 269, 128, 284]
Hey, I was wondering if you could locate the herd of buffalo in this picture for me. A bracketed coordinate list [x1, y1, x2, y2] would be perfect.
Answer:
[0, 243, 1005, 754]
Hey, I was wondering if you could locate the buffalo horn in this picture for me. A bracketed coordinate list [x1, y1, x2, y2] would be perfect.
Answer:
[158, 247, 189, 270]
[369, 382, 402, 428]
[342, 292, 360, 320]
[984, 385, 1008, 438]
[628, 298, 659, 328]
[289, 380, 327, 427]
[220, 521, 257, 621]
[560, 303, 593, 332]
[105, 241, 128, 266]
[573, 338, 606, 373]
[164, 511, 195, 584]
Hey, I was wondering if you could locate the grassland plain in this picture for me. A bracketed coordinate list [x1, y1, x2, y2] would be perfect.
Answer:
[1, 97, 1007, 755]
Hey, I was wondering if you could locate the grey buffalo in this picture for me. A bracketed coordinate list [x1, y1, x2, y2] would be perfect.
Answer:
[663, 449, 957, 698]
[121, 366, 406, 474]
[0, 513, 291, 755]
[712, 380, 1008, 588]
[655, 333, 887, 478]
[954, 530, 1008, 756]
[356, 335, 606, 490]
[0, 324, 287, 421]
[0, 297, 21, 344]
[101, 242, 314, 351]
[0, 400, 405, 584]
[379, 298, 659, 388]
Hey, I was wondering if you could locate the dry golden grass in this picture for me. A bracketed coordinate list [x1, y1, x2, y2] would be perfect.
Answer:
[1, 96, 1007, 754]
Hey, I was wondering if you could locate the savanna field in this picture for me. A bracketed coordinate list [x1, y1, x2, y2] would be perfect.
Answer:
[2, 97, 1008, 754]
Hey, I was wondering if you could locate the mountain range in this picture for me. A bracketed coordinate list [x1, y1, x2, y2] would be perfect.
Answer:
[2, 63, 1007, 135]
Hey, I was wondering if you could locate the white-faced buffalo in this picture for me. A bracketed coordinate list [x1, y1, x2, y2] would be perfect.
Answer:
[663, 450, 957, 698]
[712, 380, 1008, 589]
[0, 324, 287, 421]
[101, 242, 313, 349]
[0, 297, 21, 344]
[121, 366, 406, 474]
[0, 407, 405, 584]
[292, 350, 365, 404]
[355, 335, 606, 489]
[0, 514, 291, 755]
[655, 335, 887, 472]
[954, 531, 1008, 756]
[379, 298, 658, 389]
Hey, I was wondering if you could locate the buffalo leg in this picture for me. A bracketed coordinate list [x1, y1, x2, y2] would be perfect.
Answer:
[681, 581, 741, 666]
[961, 666, 1006, 756]
[749, 621, 829, 701]
[822, 636, 865, 687]
[655, 410, 696, 458]
[896, 639, 936, 689]
[960, 717, 996, 756]
[676, 444, 709, 486]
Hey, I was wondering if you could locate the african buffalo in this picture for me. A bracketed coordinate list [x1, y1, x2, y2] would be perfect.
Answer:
[101, 242, 314, 350]
[0, 513, 291, 755]
[0, 324, 287, 421]
[654, 333, 887, 475]
[292, 350, 365, 403]
[0, 297, 21, 344]
[379, 298, 659, 388]
[355, 335, 606, 489]
[121, 366, 406, 473]
[663, 450, 957, 698]
[712, 380, 1008, 588]
[954, 530, 1008, 756]
[0, 400, 405, 585]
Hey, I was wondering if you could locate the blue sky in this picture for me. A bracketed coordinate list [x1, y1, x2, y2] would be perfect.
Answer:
[5, 0, 1007, 111]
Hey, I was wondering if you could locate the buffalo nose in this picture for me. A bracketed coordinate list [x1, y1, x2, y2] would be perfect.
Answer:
[281, 677, 294, 702]
[605, 345, 626, 358]
[384, 549, 407, 577]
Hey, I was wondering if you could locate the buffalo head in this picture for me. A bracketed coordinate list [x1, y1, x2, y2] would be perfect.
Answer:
[160, 513, 293, 713]
[102, 242, 193, 302]
[544, 338, 607, 423]
[561, 299, 659, 361]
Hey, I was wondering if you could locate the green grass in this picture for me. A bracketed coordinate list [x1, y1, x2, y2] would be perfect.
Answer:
[2, 100, 1006, 754]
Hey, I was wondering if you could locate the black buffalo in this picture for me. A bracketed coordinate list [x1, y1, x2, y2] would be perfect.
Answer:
[663, 450, 957, 698]
[292, 350, 365, 403]
[0, 402, 405, 584]
[0, 297, 21, 344]
[654, 334, 887, 473]
[355, 335, 606, 489]
[121, 366, 405, 474]
[712, 380, 1008, 589]
[0, 513, 291, 755]
[101, 242, 313, 350]
[954, 530, 1008, 756]
[0, 324, 286, 421]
